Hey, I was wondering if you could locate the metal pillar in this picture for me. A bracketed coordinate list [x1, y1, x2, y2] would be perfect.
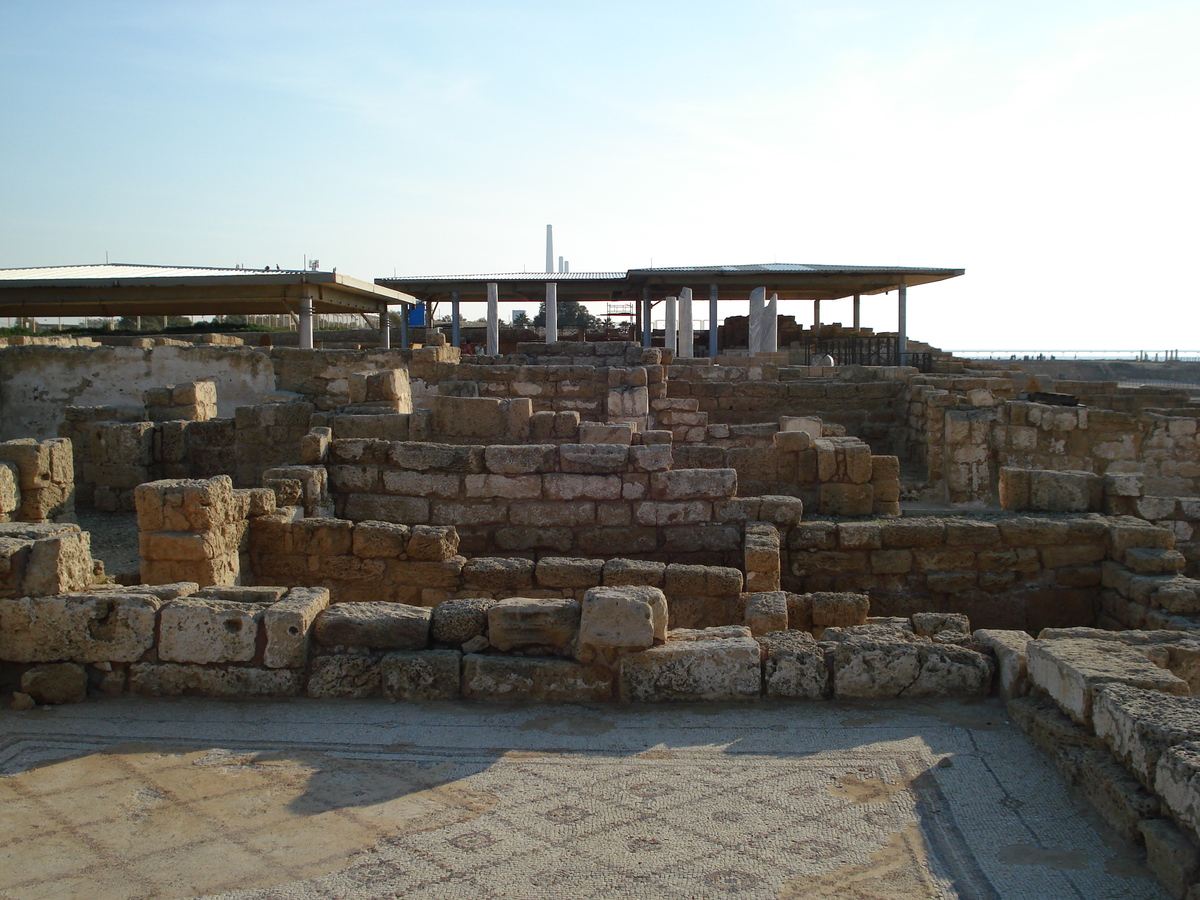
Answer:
[451, 291, 461, 347]
[379, 308, 391, 349]
[299, 295, 313, 350]
[709, 283, 718, 357]
[486, 283, 499, 355]
[664, 296, 677, 354]
[678, 287, 693, 358]
[853, 293, 861, 331]
[642, 286, 652, 347]
[897, 282, 907, 365]
[545, 282, 558, 343]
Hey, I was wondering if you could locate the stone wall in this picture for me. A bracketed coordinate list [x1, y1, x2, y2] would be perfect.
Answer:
[0, 438, 74, 523]
[783, 515, 1176, 634]
[0, 522, 94, 598]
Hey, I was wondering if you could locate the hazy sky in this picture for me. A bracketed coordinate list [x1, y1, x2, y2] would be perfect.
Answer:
[2, 1, 1198, 351]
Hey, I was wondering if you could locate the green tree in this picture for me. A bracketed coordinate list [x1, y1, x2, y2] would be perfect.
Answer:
[533, 300, 597, 329]
[512, 310, 532, 327]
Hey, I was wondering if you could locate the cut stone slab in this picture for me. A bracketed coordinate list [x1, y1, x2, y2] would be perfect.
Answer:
[974, 629, 1033, 700]
[578, 586, 667, 652]
[912, 612, 970, 638]
[602, 558, 665, 587]
[811, 592, 870, 628]
[128, 664, 303, 697]
[618, 629, 760, 702]
[536, 557, 605, 589]
[832, 640, 992, 700]
[1140, 818, 1200, 900]
[307, 654, 380, 699]
[1027, 637, 1189, 725]
[158, 598, 263, 665]
[1007, 695, 1107, 758]
[313, 602, 431, 650]
[262, 587, 330, 669]
[758, 630, 829, 700]
[431, 597, 496, 646]
[1156, 741, 1200, 847]
[487, 597, 580, 653]
[1056, 746, 1161, 846]
[1093, 684, 1200, 788]
[0, 592, 160, 663]
[461, 655, 612, 702]
[20, 663, 87, 705]
[744, 591, 788, 636]
[382, 650, 461, 701]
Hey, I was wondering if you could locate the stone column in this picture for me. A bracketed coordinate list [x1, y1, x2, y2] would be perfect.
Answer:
[898, 281, 907, 365]
[853, 293, 861, 330]
[766, 292, 778, 353]
[379, 308, 391, 349]
[299, 295, 314, 350]
[813, 298, 821, 341]
[664, 296, 677, 353]
[678, 287, 693, 358]
[451, 290, 461, 347]
[399, 304, 409, 348]
[486, 282, 499, 355]
[748, 287, 766, 355]
[709, 283, 719, 357]
[545, 282, 558, 343]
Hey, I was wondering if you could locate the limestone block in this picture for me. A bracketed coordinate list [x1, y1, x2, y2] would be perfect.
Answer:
[1140, 818, 1200, 900]
[289, 517, 353, 556]
[389, 441, 484, 473]
[1029, 469, 1103, 513]
[650, 468, 737, 501]
[484, 444, 556, 474]
[773, 430, 812, 453]
[313, 602, 431, 650]
[352, 521, 411, 558]
[307, 654, 381, 699]
[664, 564, 742, 599]
[759, 630, 828, 699]
[811, 592, 870, 627]
[634, 501, 712, 526]
[159, 598, 263, 664]
[386, 557, 465, 589]
[817, 482, 874, 517]
[1029, 638, 1190, 725]
[973, 629, 1033, 699]
[430, 597, 496, 646]
[128, 663, 303, 697]
[406, 525, 459, 561]
[744, 591, 788, 635]
[578, 585, 667, 652]
[618, 630, 761, 702]
[606, 385, 649, 419]
[905, 643, 993, 698]
[1106, 472, 1145, 498]
[1055, 746, 1160, 846]
[832, 640, 990, 699]
[1094, 684, 1200, 787]
[488, 597, 580, 652]
[382, 650, 461, 701]
[629, 445, 673, 472]
[603, 558, 666, 587]
[0, 463, 20, 521]
[755, 495, 805, 526]
[543, 474, 621, 501]
[463, 473, 540, 500]
[744, 521, 781, 592]
[263, 586, 330, 668]
[20, 663, 87, 704]
[838, 522, 882, 550]
[431, 396, 508, 439]
[24, 530, 93, 597]
[536, 556, 604, 589]
[300, 427, 332, 464]
[0, 591, 161, 663]
[1157, 742, 1200, 847]
[911, 612, 970, 638]
[559, 443, 629, 474]
[579, 423, 634, 445]
[463, 557, 535, 593]
[461, 655, 612, 702]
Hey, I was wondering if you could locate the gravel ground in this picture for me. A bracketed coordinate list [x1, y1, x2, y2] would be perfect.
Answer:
[76, 510, 141, 583]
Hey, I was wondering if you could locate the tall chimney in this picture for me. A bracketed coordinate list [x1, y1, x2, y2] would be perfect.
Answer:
[546, 225, 553, 273]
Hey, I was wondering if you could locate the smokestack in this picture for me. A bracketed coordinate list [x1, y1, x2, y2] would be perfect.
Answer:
[558, 255, 563, 273]
[546, 225, 553, 274]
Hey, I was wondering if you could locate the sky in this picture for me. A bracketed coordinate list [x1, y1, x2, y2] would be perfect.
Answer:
[2, 0, 1198, 352]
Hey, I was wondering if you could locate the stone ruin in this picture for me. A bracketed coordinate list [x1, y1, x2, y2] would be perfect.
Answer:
[3, 336, 1200, 894]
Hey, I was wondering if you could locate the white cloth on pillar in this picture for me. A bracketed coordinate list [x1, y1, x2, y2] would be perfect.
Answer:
[678, 287, 693, 358]
[486, 283, 499, 355]
[664, 296, 677, 354]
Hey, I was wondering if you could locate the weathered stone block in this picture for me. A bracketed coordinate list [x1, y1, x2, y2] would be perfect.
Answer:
[833, 640, 992, 699]
[352, 521, 411, 558]
[1140, 818, 1200, 900]
[536, 556, 604, 589]
[463, 557, 535, 593]
[406, 524, 459, 561]
[744, 591, 788, 635]
[664, 563, 742, 597]
[759, 631, 828, 699]
[159, 598, 262, 664]
[430, 596, 496, 646]
[579, 585, 667, 652]
[619, 629, 761, 701]
[263, 586, 330, 668]
[382, 650, 461, 701]
[973, 629, 1033, 699]
[313, 602, 431, 650]
[558, 444, 629, 474]
[488, 597, 580, 652]
[461, 655, 612, 702]
[484, 444, 556, 475]
[811, 592, 869, 627]
[1094, 684, 1200, 788]
[603, 558, 666, 587]
[307, 654, 381, 699]
[20, 662, 87, 704]
[650, 468, 737, 501]
[129, 663, 303, 697]
[818, 482, 874, 516]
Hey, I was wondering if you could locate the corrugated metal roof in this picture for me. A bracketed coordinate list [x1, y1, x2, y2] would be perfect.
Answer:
[0, 263, 308, 281]
[383, 272, 626, 282]
[626, 263, 962, 275]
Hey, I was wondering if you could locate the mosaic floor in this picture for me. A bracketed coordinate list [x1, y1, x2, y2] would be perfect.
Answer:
[0, 698, 1168, 900]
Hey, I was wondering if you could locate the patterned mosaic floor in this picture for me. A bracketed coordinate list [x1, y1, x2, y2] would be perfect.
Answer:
[0, 698, 1168, 900]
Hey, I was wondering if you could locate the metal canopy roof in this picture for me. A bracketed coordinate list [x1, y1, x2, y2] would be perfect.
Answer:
[0, 264, 415, 317]
[380, 263, 963, 304]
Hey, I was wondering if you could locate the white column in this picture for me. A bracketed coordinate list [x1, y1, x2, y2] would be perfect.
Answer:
[545, 282, 558, 343]
[766, 292, 778, 352]
[379, 308, 390, 349]
[748, 286, 766, 354]
[897, 281, 907, 365]
[299, 295, 313, 350]
[853, 293, 861, 330]
[678, 287, 694, 358]
[664, 296, 677, 353]
[486, 282, 499, 355]
[708, 283, 718, 357]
